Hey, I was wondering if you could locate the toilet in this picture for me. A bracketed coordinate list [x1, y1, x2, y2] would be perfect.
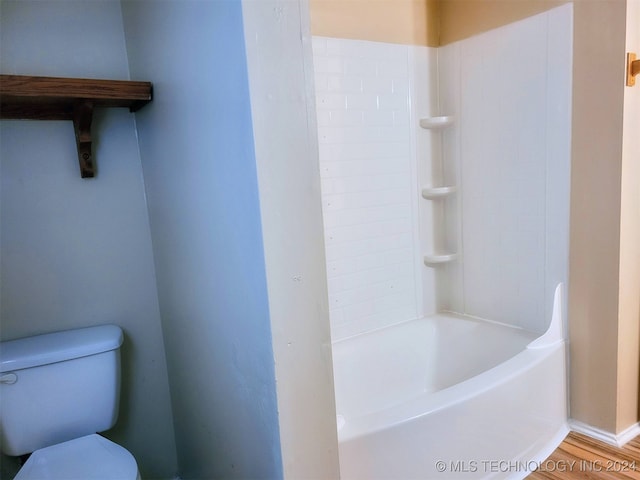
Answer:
[0, 325, 140, 479]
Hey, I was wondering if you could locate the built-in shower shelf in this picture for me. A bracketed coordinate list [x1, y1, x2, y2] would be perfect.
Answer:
[421, 186, 457, 199]
[424, 253, 458, 267]
[419, 116, 455, 129]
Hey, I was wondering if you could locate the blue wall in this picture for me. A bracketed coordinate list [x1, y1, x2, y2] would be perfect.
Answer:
[0, 2, 178, 477]
[121, 1, 283, 478]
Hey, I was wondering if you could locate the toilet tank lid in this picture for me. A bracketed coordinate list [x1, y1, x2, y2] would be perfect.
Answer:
[0, 325, 123, 373]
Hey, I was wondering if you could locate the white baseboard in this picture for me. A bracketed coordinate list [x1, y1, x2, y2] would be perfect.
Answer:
[569, 419, 640, 447]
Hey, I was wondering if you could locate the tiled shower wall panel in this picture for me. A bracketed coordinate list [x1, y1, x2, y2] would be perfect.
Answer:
[312, 37, 428, 341]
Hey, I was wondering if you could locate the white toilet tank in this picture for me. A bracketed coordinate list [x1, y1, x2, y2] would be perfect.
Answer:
[0, 325, 124, 456]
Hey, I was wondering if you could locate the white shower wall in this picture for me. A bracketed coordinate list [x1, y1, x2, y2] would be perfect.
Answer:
[438, 4, 572, 334]
[312, 3, 571, 341]
[312, 38, 438, 341]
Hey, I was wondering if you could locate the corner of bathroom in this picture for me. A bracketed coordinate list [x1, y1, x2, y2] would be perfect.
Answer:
[1, 0, 638, 479]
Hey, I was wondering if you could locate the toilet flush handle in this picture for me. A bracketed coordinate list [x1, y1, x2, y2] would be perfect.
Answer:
[0, 373, 17, 384]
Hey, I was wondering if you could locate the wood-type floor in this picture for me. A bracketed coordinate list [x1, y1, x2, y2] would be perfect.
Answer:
[527, 432, 640, 479]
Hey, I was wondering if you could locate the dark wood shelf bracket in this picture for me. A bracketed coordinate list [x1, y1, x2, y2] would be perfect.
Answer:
[73, 101, 94, 178]
[0, 74, 153, 178]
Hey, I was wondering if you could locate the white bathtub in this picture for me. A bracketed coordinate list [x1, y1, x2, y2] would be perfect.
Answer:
[332, 286, 568, 479]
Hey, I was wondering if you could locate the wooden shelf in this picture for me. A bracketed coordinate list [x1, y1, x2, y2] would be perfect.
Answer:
[0, 74, 153, 177]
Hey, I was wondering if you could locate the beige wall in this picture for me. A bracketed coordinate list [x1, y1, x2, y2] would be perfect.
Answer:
[618, 0, 640, 433]
[438, 0, 568, 44]
[309, 0, 439, 46]
[308, 0, 567, 46]
[569, 0, 628, 433]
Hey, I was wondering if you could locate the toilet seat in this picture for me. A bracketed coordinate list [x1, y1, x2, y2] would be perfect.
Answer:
[15, 433, 140, 480]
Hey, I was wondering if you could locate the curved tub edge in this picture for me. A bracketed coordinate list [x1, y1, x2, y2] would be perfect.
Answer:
[338, 341, 568, 479]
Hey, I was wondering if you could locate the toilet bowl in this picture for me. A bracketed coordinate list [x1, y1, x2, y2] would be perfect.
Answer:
[15, 434, 140, 480]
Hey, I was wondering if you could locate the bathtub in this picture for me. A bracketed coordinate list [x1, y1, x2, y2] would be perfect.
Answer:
[332, 285, 568, 480]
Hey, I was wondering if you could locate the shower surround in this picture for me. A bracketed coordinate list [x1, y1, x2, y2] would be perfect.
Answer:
[313, 37, 430, 341]
[313, 4, 572, 479]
